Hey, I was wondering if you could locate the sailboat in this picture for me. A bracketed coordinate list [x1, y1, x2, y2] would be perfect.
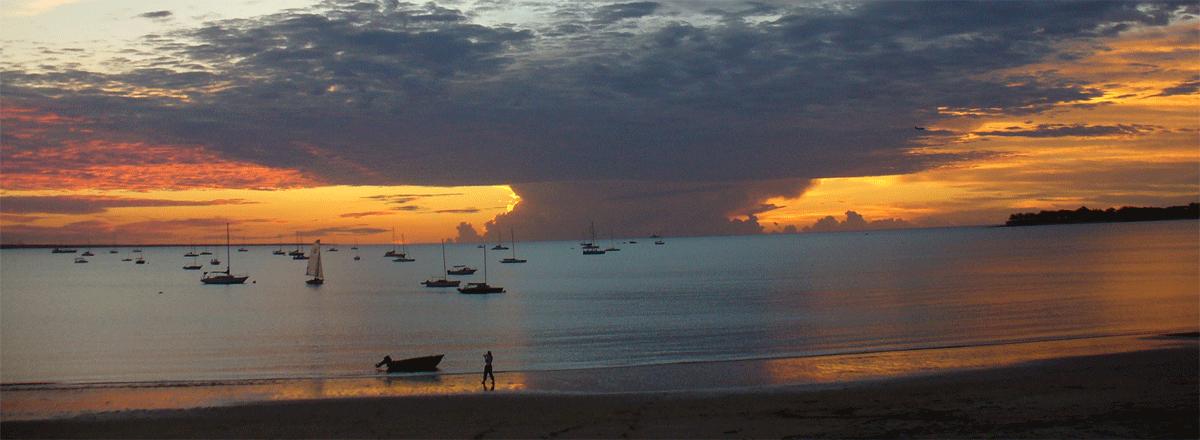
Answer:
[601, 228, 620, 252]
[183, 254, 203, 270]
[582, 221, 606, 255]
[273, 235, 286, 255]
[491, 230, 508, 251]
[305, 240, 324, 285]
[384, 228, 402, 257]
[453, 248, 501, 296]
[392, 234, 415, 262]
[289, 233, 307, 258]
[422, 240, 460, 288]
[185, 244, 199, 257]
[201, 224, 249, 285]
[500, 227, 526, 263]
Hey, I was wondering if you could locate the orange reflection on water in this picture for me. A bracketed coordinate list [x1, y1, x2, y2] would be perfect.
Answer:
[760, 334, 1187, 387]
[2, 372, 532, 421]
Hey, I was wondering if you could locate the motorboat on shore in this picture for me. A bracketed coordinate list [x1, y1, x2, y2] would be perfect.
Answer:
[375, 354, 444, 373]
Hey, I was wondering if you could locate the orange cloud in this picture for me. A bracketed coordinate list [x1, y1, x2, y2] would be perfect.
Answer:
[339, 211, 395, 218]
[2, 106, 316, 191]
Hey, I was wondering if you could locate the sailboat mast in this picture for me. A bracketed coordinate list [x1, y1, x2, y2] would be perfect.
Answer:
[225, 223, 233, 274]
[441, 239, 448, 275]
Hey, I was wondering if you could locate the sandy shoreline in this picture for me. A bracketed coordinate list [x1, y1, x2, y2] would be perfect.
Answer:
[4, 342, 1196, 439]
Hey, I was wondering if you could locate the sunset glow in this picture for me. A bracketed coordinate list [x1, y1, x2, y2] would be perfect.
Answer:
[2, 1, 1196, 244]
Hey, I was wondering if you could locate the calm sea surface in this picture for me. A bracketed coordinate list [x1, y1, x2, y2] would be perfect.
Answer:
[3, 221, 1197, 389]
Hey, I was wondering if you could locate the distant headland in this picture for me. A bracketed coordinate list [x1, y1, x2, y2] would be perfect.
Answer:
[1005, 203, 1199, 227]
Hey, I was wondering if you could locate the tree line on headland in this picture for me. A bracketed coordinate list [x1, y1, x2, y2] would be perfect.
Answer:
[1005, 203, 1199, 227]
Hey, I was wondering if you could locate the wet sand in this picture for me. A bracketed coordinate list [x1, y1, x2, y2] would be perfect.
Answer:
[4, 344, 1195, 439]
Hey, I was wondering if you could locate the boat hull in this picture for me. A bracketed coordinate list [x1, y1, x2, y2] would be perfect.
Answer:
[201, 274, 249, 284]
[380, 355, 444, 373]
[422, 279, 460, 287]
[458, 283, 504, 294]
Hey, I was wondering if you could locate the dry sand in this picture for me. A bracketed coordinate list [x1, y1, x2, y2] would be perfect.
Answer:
[4, 345, 1196, 439]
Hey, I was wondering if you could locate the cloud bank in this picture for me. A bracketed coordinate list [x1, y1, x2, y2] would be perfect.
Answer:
[3, 1, 1194, 239]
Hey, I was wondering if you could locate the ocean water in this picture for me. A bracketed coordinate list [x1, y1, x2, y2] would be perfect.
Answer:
[3, 221, 1197, 390]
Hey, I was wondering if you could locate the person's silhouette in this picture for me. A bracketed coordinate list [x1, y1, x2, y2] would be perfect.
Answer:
[482, 351, 495, 385]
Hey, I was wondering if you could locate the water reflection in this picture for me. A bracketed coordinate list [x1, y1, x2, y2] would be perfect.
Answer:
[2, 334, 1189, 421]
[1, 371, 532, 421]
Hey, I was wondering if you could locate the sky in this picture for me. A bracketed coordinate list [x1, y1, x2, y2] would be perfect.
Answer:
[2, 0, 1197, 245]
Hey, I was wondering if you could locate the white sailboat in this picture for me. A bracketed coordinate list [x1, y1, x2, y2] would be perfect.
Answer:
[305, 240, 323, 285]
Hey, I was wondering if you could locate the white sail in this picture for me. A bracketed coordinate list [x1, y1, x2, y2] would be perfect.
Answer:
[306, 240, 323, 279]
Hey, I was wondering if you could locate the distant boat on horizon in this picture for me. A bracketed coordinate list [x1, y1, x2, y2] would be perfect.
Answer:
[583, 221, 605, 255]
[491, 230, 509, 251]
[392, 234, 415, 262]
[605, 228, 620, 252]
[500, 227, 526, 263]
[384, 228, 403, 258]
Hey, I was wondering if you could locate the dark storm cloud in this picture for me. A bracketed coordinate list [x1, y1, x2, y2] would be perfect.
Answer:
[975, 124, 1164, 138]
[592, 2, 661, 25]
[0, 196, 256, 215]
[138, 11, 173, 19]
[1152, 76, 1200, 97]
[3, 0, 1190, 238]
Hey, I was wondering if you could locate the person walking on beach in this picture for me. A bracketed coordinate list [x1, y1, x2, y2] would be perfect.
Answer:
[482, 351, 495, 385]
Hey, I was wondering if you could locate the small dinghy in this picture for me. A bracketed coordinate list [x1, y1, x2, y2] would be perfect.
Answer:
[375, 354, 444, 373]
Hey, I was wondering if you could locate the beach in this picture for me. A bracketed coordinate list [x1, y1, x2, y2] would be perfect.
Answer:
[5, 342, 1195, 439]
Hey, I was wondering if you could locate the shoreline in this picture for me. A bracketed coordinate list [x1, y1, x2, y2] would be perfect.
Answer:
[2, 332, 1189, 421]
[4, 338, 1196, 438]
